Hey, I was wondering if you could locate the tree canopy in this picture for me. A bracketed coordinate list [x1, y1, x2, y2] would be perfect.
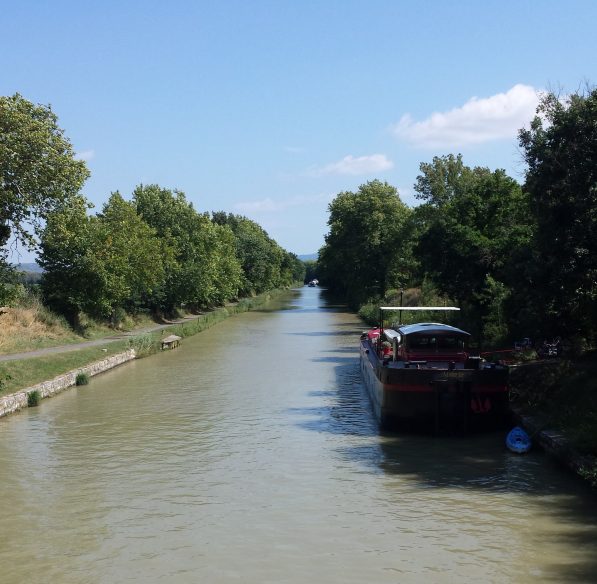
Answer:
[318, 180, 412, 307]
[413, 155, 532, 342]
[0, 94, 89, 249]
[519, 88, 597, 339]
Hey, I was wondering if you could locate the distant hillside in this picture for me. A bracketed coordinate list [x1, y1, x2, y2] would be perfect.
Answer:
[14, 262, 43, 273]
[298, 253, 318, 261]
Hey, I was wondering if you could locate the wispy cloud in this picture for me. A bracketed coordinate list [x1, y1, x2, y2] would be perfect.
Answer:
[308, 154, 394, 177]
[75, 149, 95, 161]
[234, 193, 332, 213]
[392, 84, 540, 148]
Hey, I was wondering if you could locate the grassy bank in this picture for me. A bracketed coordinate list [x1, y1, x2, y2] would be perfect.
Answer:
[0, 341, 130, 395]
[125, 291, 287, 357]
[0, 288, 292, 396]
[0, 295, 158, 356]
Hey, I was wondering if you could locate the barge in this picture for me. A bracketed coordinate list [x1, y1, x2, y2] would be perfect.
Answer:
[359, 307, 510, 432]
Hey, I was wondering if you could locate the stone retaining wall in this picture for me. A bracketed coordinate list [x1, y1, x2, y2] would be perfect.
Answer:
[513, 409, 597, 488]
[0, 349, 136, 419]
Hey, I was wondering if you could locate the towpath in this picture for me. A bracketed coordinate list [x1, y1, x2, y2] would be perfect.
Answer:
[0, 314, 202, 363]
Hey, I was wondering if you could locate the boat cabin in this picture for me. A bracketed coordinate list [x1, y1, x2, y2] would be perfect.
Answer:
[390, 323, 470, 363]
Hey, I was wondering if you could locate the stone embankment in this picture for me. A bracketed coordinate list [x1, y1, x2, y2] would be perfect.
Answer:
[513, 408, 597, 489]
[0, 349, 136, 419]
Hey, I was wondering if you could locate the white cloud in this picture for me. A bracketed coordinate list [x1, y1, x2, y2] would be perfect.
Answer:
[392, 84, 540, 148]
[309, 154, 394, 177]
[75, 149, 95, 161]
[234, 193, 333, 214]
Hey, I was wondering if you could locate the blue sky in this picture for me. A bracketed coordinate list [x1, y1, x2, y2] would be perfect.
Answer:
[2, 0, 596, 262]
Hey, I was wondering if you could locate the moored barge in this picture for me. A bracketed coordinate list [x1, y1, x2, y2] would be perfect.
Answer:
[360, 307, 510, 432]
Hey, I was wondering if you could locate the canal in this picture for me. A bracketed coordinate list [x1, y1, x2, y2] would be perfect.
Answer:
[0, 287, 596, 583]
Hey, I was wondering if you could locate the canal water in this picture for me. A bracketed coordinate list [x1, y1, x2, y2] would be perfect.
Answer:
[1, 287, 596, 583]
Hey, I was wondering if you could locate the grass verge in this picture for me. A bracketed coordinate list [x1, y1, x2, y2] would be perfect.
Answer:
[0, 288, 293, 396]
[0, 341, 129, 396]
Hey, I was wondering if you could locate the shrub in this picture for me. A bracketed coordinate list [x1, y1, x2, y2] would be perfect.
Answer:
[75, 372, 89, 386]
[128, 333, 159, 357]
[357, 302, 379, 326]
[27, 390, 41, 407]
[111, 307, 127, 329]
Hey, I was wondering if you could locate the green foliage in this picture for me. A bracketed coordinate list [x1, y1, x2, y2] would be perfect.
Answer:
[0, 261, 18, 305]
[318, 180, 413, 307]
[27, 390, 41, 407]
[128, 333, 160, 357]
[75, 372, 89, 386]
[519, 88, 597, 341]
[0, 93, 89, 250]
[413, 155, 531, 345]
[212, 212, 299, 295]
[303, 259, 318, 283]
[357, 281, 453, 328]
[40, 192, 168, 322]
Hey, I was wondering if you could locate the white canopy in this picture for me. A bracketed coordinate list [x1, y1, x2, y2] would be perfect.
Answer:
[379, 306, 460, 311]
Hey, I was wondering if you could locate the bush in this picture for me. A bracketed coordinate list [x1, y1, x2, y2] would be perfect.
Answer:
[111, 307, 127, 329]
[128, 333, 159, 357]
[358, 302, 379, 327]
[75, 372, 89, 386]
[27, 390, 41, 407]
[0, 283, 27, 307]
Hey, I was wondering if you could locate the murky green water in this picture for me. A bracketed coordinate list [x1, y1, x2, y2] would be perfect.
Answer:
[0, 287, 596, 583]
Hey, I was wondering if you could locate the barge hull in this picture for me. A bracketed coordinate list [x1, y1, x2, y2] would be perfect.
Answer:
[360, 341, 510, 432]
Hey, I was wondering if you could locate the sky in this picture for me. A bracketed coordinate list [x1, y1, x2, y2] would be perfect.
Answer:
[2, 0, 596, 262]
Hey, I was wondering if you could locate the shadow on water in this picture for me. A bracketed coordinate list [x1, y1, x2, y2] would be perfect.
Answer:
[291, 355, 597, 582]
[311, 356, 357, 364]
[320, 347, 360, 354]
[289, 359, 379, 437]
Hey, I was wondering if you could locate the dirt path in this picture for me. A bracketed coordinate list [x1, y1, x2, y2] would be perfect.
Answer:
[0, 315, 202, 363]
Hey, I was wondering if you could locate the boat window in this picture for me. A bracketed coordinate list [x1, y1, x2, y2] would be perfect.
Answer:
[438, 336, 464, 349]
[408, 336, 464, 350]
[408, 336, 435, 349]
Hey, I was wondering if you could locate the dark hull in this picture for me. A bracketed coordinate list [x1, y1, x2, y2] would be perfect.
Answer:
[360, 340, 510, 433]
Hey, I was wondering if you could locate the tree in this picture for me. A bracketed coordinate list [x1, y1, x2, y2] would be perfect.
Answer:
[318, 180, 413, 307]
[134, 185, 242, 311]
[0, 94, 89, 249]
[40, 193, 168, 323]
[94, 193, 168, 318]
[38, 196, 94, 320]
[212, 212, 293, 295]
[519, 88, 597, 340]
[414, 155, 531, 343]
